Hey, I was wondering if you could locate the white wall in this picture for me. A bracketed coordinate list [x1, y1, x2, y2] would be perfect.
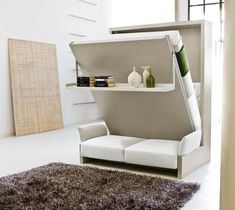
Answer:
[0, 0, 110, 138]
[178, 0, 188, 21]
[0, 0, 182, 138]
[110, 0, 175, 27]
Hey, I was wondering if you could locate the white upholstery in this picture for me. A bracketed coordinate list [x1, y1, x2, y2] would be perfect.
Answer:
[181, 70, 201, 131]
[125, 139, 179, 169]
[183, 73, 195, 98]
[79, 123, 202, 170]
[187, 94, 201, 130]
[81, 135, 144, 162]
[178, 129, 202, 156]
[78, 122, 108, 142]
[193, 83, 201, 107]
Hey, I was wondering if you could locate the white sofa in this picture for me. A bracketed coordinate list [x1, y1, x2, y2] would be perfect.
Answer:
[78, 122, 201, 171]
[78, 81, 202, 177]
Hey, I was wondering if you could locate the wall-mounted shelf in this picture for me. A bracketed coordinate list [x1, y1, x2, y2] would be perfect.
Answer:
[66, 83, 175, 92]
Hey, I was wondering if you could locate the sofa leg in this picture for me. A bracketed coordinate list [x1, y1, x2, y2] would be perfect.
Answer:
[79, 144, 88, 165]
[80, 156, 89, 164]
[177, 146, 210, 179]
[177, 156, 183, 179]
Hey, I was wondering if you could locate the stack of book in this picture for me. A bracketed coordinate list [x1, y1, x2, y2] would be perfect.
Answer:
[94, 76, 115, 87]
[77, 76, 95, 87]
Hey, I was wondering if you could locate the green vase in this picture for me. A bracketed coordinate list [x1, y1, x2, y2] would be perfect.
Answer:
[146, 68, 155, 88]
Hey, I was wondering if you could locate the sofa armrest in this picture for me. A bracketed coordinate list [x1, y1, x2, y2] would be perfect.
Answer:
[78, 122, 108, 142]
[178, 129, 201, 156]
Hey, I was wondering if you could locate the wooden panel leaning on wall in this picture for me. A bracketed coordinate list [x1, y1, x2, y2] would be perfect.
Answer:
[8, 39, 64, 136]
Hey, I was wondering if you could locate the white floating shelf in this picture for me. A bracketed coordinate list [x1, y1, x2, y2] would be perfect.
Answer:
[66, 83, 175, 92]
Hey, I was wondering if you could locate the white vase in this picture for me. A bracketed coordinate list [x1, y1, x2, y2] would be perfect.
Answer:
[142, 66, 150, 87]
[128, 67, 142, 88]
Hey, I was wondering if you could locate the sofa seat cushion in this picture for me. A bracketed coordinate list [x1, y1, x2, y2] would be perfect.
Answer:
[125, 139, 179, 169]
[81, 135, 144, 162]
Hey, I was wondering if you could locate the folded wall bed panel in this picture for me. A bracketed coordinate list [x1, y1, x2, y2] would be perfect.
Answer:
[69, 21, 212, 178]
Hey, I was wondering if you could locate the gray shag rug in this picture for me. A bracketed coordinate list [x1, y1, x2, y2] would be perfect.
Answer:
[0, 163, 199, 210]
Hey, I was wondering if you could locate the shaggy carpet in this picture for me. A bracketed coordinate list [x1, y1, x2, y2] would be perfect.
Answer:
[0, 163, 199, 210]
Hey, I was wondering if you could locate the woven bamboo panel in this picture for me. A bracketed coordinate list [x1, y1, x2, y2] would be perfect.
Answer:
[8, 39, 63, 136]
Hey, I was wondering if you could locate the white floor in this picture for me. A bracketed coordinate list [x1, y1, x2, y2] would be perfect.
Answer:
[0, 123, 221, 210]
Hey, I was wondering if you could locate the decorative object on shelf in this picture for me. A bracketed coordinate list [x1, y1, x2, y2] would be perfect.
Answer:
[146, 67, 156, 88]
[95, 76, 115, 87]
[128, 67, 142, 88]
[77, 76, 95, 87]
[142, 66, 151, 87]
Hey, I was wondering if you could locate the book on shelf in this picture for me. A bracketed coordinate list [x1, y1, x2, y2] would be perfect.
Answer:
[95, 76, 114, 79]
[77, 77, 95, 82]
[95, 78, 115, 83]
[77, 82, 115, 87]
[94, 76, 115, 87]
[77, 75, 95, 87]
[94, 82, 115, 87]
[77, 80, 95, 86]
[77, 75, 95, 79]
[77, 80, 95, 84]
[77, 83, 95, 87]
[77, 75, 116, 88]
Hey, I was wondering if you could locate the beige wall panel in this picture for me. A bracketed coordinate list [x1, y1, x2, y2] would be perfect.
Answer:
[8, 39, 63, 136]
[220, 0, 235, 209]
[93, 79, 192, 140]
